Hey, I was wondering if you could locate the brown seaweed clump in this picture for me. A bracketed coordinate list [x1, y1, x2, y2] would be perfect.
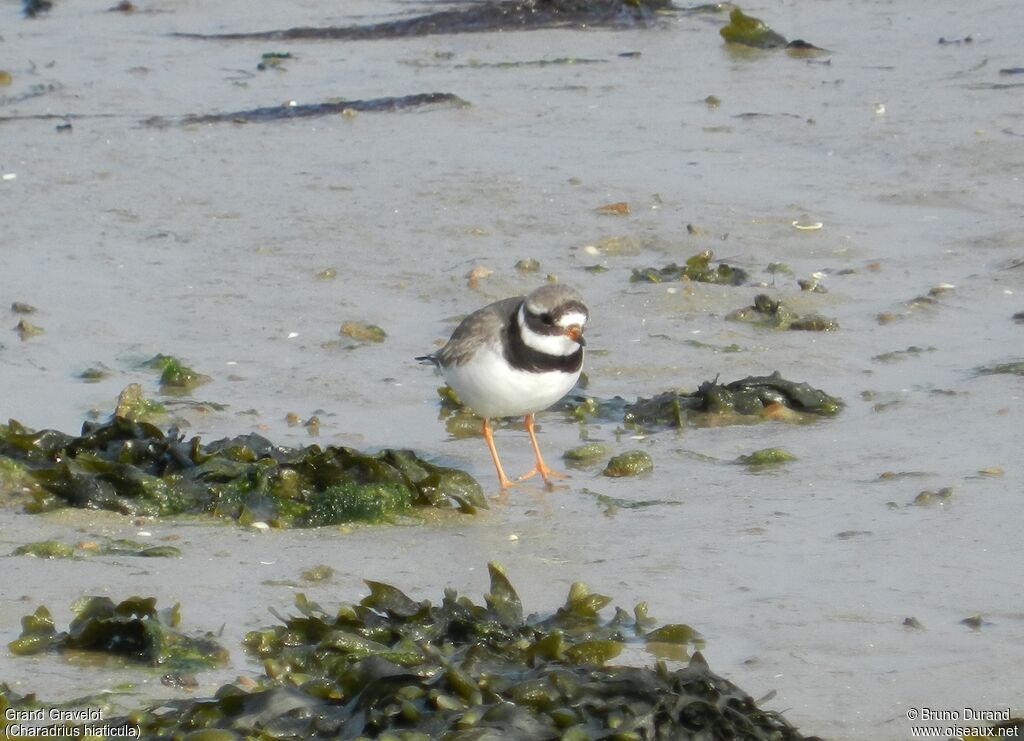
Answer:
[553, 372, 843, 430]
[621, 372, 843, 429]
[630, 251, 749, 286]
[728, 294, 839, 331]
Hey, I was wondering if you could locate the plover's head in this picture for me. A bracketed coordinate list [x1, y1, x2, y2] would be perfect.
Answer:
[519, 284, 588, 356]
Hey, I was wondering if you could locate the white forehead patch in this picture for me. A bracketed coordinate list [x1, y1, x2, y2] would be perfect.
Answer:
[556, 311, 587, 329]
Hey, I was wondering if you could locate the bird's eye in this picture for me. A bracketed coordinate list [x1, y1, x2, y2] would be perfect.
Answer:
[539, 312, 554, 326]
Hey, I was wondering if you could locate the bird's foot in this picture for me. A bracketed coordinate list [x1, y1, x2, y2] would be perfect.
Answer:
[516, 465, 569, 487]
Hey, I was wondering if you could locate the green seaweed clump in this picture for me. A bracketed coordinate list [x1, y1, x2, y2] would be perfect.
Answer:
[339, 320, 387, 344]
[624, 371, 844, 429]
[737, 447, 797, 467]
[77, 365, 110, 383]
[144, 354, 211, 394]
[152, 94, 469, 127]
[113, 383, 167, 424]
[12, 540, 75, 559]
[256, 51, 293, 71]
[728, 294, 839, 331]
[91, 538, 182, 558]
[12, 538, 181, 559]
[92, 563, 809, 739]
[584, 488, 684, 514]
[301, 564, 334, 582]
[872, 346, 936, 363]
[562, 442, 612, 467]
[177, 0, 674, 42]
[720, 8, 787, 48]
[912, 487, 953, 506]
[720, 7, 824, 53]
[631, 250, 749, 286]
[975, 360, 1024, 377]
[8, 597, 228, 670]
[0, 415, 486, 526]
[304, 482, 414, 526]
[603, 450, 654, 477]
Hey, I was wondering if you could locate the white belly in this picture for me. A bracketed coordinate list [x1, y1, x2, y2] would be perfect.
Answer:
[441, 345, 581, 419]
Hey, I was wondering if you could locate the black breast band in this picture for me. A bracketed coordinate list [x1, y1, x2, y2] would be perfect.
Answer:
[504, 306, 584, 374]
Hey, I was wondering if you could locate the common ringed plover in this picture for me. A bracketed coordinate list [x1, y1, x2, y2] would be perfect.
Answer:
[418, 284, 588, 490]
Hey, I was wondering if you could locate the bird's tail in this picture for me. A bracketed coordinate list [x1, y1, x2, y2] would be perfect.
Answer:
[415, 354, 439, 366]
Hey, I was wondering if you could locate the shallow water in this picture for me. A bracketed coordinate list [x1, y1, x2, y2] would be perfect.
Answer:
[2, 1, 1022, 738]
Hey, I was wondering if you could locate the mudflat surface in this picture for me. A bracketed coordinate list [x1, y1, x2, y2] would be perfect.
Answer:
[2, 1, 1022, 738]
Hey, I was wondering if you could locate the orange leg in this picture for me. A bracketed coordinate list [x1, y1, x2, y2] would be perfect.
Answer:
[482, 418, 516, 490]
[517, 413, 568, 486]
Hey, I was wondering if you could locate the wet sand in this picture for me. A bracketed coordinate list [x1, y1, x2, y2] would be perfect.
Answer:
[2, 1, 1022, 738]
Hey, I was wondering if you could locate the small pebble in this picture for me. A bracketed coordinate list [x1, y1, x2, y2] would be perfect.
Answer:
[466, 265, 492, 289]
[305, 416, 320, 436]
[960, 614, 984, 630]
[16, 319, 44, 340]
[595, 202, 630, 216]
